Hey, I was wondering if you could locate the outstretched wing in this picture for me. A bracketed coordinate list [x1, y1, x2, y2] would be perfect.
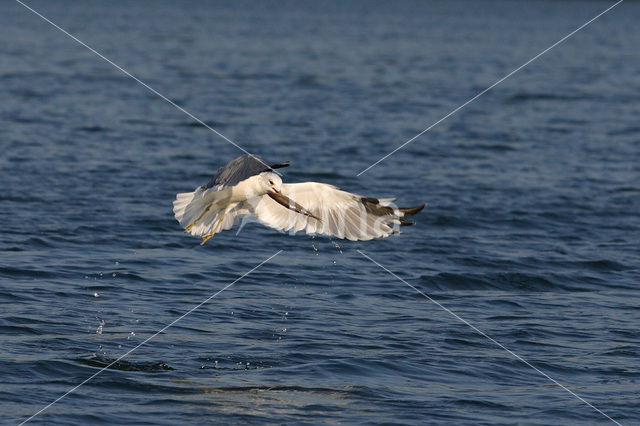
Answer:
[202, 154, 289, 191]
[248, 182, 425, 241]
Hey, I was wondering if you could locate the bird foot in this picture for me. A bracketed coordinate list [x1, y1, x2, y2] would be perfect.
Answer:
[200, 232, 215, 245]
[184, 221, 197, 232]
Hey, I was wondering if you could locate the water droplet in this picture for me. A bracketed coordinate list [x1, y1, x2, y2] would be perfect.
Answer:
[112, 273, 116, 277]
[93, 292, 99, 297]
[115, 261, 120, 266]
[96, 320, 105, 334]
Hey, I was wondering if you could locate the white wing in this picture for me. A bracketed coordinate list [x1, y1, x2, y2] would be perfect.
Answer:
[249, 182, 424, 241]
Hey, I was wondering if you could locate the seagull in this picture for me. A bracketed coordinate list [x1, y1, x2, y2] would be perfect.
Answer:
[173, 154, 425, 245]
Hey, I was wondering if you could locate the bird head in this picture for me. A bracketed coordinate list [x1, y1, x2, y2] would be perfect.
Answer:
[261, 172, 282, 195]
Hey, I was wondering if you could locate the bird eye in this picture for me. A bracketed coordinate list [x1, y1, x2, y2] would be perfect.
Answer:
[269, 180, 274, 185]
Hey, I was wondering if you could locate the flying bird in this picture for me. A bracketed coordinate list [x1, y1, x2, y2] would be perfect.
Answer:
[173, 154, 425, 244]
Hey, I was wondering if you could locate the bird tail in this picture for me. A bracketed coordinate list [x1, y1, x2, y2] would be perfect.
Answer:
[173, 187, 231, 235]
[173, 188, 200, 224]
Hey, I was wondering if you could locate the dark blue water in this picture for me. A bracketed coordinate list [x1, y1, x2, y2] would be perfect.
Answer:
[1, 1, 639, 424]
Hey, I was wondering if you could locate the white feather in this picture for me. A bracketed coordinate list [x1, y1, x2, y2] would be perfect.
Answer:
[172, 186, 238, 236]
[249, 182, 400, 241]
[174, 175, 422, 242]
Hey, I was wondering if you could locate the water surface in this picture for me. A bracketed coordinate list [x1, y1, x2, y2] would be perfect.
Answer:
[1, 1, 639, 424]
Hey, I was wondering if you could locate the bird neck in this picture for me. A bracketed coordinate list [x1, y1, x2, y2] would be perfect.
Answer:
[230, 176, 264, 202]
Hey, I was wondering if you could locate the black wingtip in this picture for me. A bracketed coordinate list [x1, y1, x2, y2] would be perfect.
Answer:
[399, 204, 426, 217]
[269, 161, 290, 170]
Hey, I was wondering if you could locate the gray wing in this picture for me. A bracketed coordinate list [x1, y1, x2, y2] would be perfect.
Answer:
[202, 154, 289, 190]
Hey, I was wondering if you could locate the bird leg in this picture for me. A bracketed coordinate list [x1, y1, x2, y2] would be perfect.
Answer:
[185, 204, 214, 232]
[200, 211, 227, 245]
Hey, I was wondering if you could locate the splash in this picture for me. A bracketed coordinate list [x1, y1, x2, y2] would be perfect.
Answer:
[96, 320, 105, 334]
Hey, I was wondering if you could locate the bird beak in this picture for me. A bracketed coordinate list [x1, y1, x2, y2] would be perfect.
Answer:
[268, 191, 321, 221]
[271, 187, 279, 193]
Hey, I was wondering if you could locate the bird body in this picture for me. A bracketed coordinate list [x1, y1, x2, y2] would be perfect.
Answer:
[173, 155, 424, 244]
